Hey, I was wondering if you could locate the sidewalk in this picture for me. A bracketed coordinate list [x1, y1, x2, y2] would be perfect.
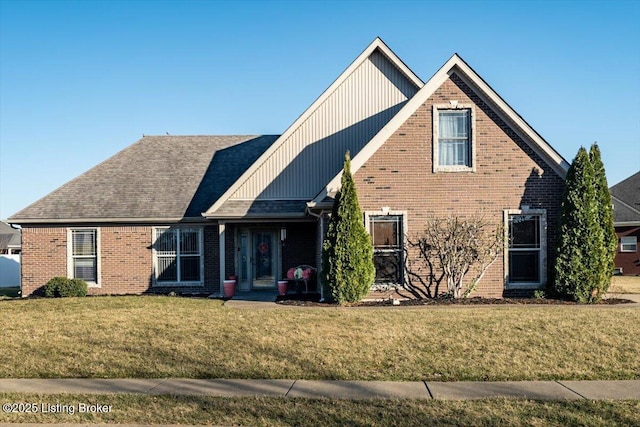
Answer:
[1, 378, 639, 400]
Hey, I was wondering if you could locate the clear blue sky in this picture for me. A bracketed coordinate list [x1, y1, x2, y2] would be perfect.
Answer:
[1, 0, 639, 220]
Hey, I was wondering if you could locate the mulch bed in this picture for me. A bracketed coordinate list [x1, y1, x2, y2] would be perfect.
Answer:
[276, 293, 635, 307]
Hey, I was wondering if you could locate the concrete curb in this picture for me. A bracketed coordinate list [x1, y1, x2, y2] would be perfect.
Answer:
[1, 379, 639, 400]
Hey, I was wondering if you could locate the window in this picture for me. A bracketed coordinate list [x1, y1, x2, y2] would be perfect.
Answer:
[505, 210, 546, 288]
[433, 104, 475, 172]
[621, 236, 638, 252]
[154, 228, 203, 285]
[68, 228, 99, 284]
[369, 214, 404, 286]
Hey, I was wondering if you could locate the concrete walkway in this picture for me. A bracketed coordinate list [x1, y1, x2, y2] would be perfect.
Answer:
[1, 378, 639, 400]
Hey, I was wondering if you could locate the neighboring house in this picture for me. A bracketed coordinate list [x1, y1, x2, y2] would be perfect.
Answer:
[8, 38, 568, 298]
[610, 172, 640, 275]
[0, 222, 21, 255]
[0, 222, 21, 287]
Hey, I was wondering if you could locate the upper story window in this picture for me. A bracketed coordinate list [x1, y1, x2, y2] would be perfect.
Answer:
[433, 104, 476, 172]
[68, 228, 99, 285]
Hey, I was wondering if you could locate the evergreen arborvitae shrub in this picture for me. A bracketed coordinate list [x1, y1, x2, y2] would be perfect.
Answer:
[554, 147, 604, 303]
[590, 143, 617, 297]
[321, 151, 375, 304]
[44, 277, 88, 297]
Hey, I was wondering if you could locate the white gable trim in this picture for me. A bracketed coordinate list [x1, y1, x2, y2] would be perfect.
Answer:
[203, 38, 423, 217]
[312, 54, 570, 203]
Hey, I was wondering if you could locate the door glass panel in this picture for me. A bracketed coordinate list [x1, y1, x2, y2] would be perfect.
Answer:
[240, 233, 248, 282]
[253, 232, 275, 288]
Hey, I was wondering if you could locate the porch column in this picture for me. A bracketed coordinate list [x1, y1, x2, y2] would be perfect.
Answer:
[219, 222, 225, 297]
[318, 214, 325, 301]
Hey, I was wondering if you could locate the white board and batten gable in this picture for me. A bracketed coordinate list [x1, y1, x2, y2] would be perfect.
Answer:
[204, 38, 423, 218]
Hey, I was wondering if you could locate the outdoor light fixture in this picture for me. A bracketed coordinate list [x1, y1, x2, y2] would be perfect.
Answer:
[280, 227, 287, 241]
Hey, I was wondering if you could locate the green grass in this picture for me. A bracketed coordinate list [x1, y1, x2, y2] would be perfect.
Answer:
[0, 393, 638, 426]
[1, 295, 638, 381]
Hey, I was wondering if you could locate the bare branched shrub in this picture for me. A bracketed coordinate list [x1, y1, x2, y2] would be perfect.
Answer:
[412, 216, 503, 298]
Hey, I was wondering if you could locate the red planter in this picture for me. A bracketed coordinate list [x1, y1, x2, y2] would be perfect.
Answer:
[223, 280, 236, 298]
[277, 280, 288, 296]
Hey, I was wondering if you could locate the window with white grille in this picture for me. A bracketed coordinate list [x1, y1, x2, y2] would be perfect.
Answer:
[153, 228, 203, 285]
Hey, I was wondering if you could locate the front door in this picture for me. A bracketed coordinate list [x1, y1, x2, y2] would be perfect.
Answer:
[252, 231, 277, 289]
[238, 229, 278, 290]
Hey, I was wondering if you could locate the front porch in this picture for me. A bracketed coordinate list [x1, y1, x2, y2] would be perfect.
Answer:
[216, 221, 319, 296]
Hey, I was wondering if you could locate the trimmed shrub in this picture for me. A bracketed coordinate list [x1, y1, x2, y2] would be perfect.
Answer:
[590, 143, 617, 295]
[554, 147, 604, 303]
[321, 151, 375, 304]
[44, 277, 88, 298]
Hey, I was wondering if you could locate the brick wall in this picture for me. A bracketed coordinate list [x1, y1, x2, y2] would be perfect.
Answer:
[20, 227, 67, 296]
[354, 73, 565, 298]
[99, 226, 152, 294]
[21, 224, 223, 296]
[281, 222, 317, 291]
[614, 226, 640, 275]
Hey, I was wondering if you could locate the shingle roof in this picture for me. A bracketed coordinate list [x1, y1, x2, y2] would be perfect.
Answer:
[610, 171, 640, 224]
[0, 222, 20, 249]
[9, 135, 279, 223]
[213, 200, 309, 218]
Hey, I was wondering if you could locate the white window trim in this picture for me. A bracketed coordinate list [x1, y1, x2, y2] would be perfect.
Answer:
[152, 227, 205, 287]
[67, 227, 101, 287]
[365, 210, 408, 289]
[432, 103, 476, 173]
[620, 236, 638, 253]
[503, 209, 547, 289]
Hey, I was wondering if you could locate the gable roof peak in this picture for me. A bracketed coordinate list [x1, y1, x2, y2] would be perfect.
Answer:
[312, 52, 570, 204]
[204, 38, 423, 216]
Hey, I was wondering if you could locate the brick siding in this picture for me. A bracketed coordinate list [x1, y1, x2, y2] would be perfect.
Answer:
[354, 74, 565, 297]
[614, 226, 640, 275]
[21, 224, 223, 296]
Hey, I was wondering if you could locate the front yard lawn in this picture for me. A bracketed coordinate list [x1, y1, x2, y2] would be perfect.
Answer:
[610, 275, 640, 294]
[0, 296, 638, 381]
[0, 393, 638, 426]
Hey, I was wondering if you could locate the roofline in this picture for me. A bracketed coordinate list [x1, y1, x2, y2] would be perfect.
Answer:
[312, 53, 570, 203]
[202, 212, 308, 220]
[612, 195, 640, 216]
[204, 37, 424, 216]
[7, 217, 209, 225]
[614, 221, 640, 227]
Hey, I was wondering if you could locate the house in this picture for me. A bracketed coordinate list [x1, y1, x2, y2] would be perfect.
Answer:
[0, 222, 21, 287]
[8, 38, 568, 298]
[0, 222, 20, 255]
[610, 172, 640, 275]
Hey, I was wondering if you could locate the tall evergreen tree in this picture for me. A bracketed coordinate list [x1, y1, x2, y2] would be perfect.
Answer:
[321, 151, 375, 304]
[590, 143, 617, 296]
[554, 147, 604, 302]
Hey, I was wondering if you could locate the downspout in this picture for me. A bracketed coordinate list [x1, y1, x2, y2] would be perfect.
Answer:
[306, 206, 325, 302]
